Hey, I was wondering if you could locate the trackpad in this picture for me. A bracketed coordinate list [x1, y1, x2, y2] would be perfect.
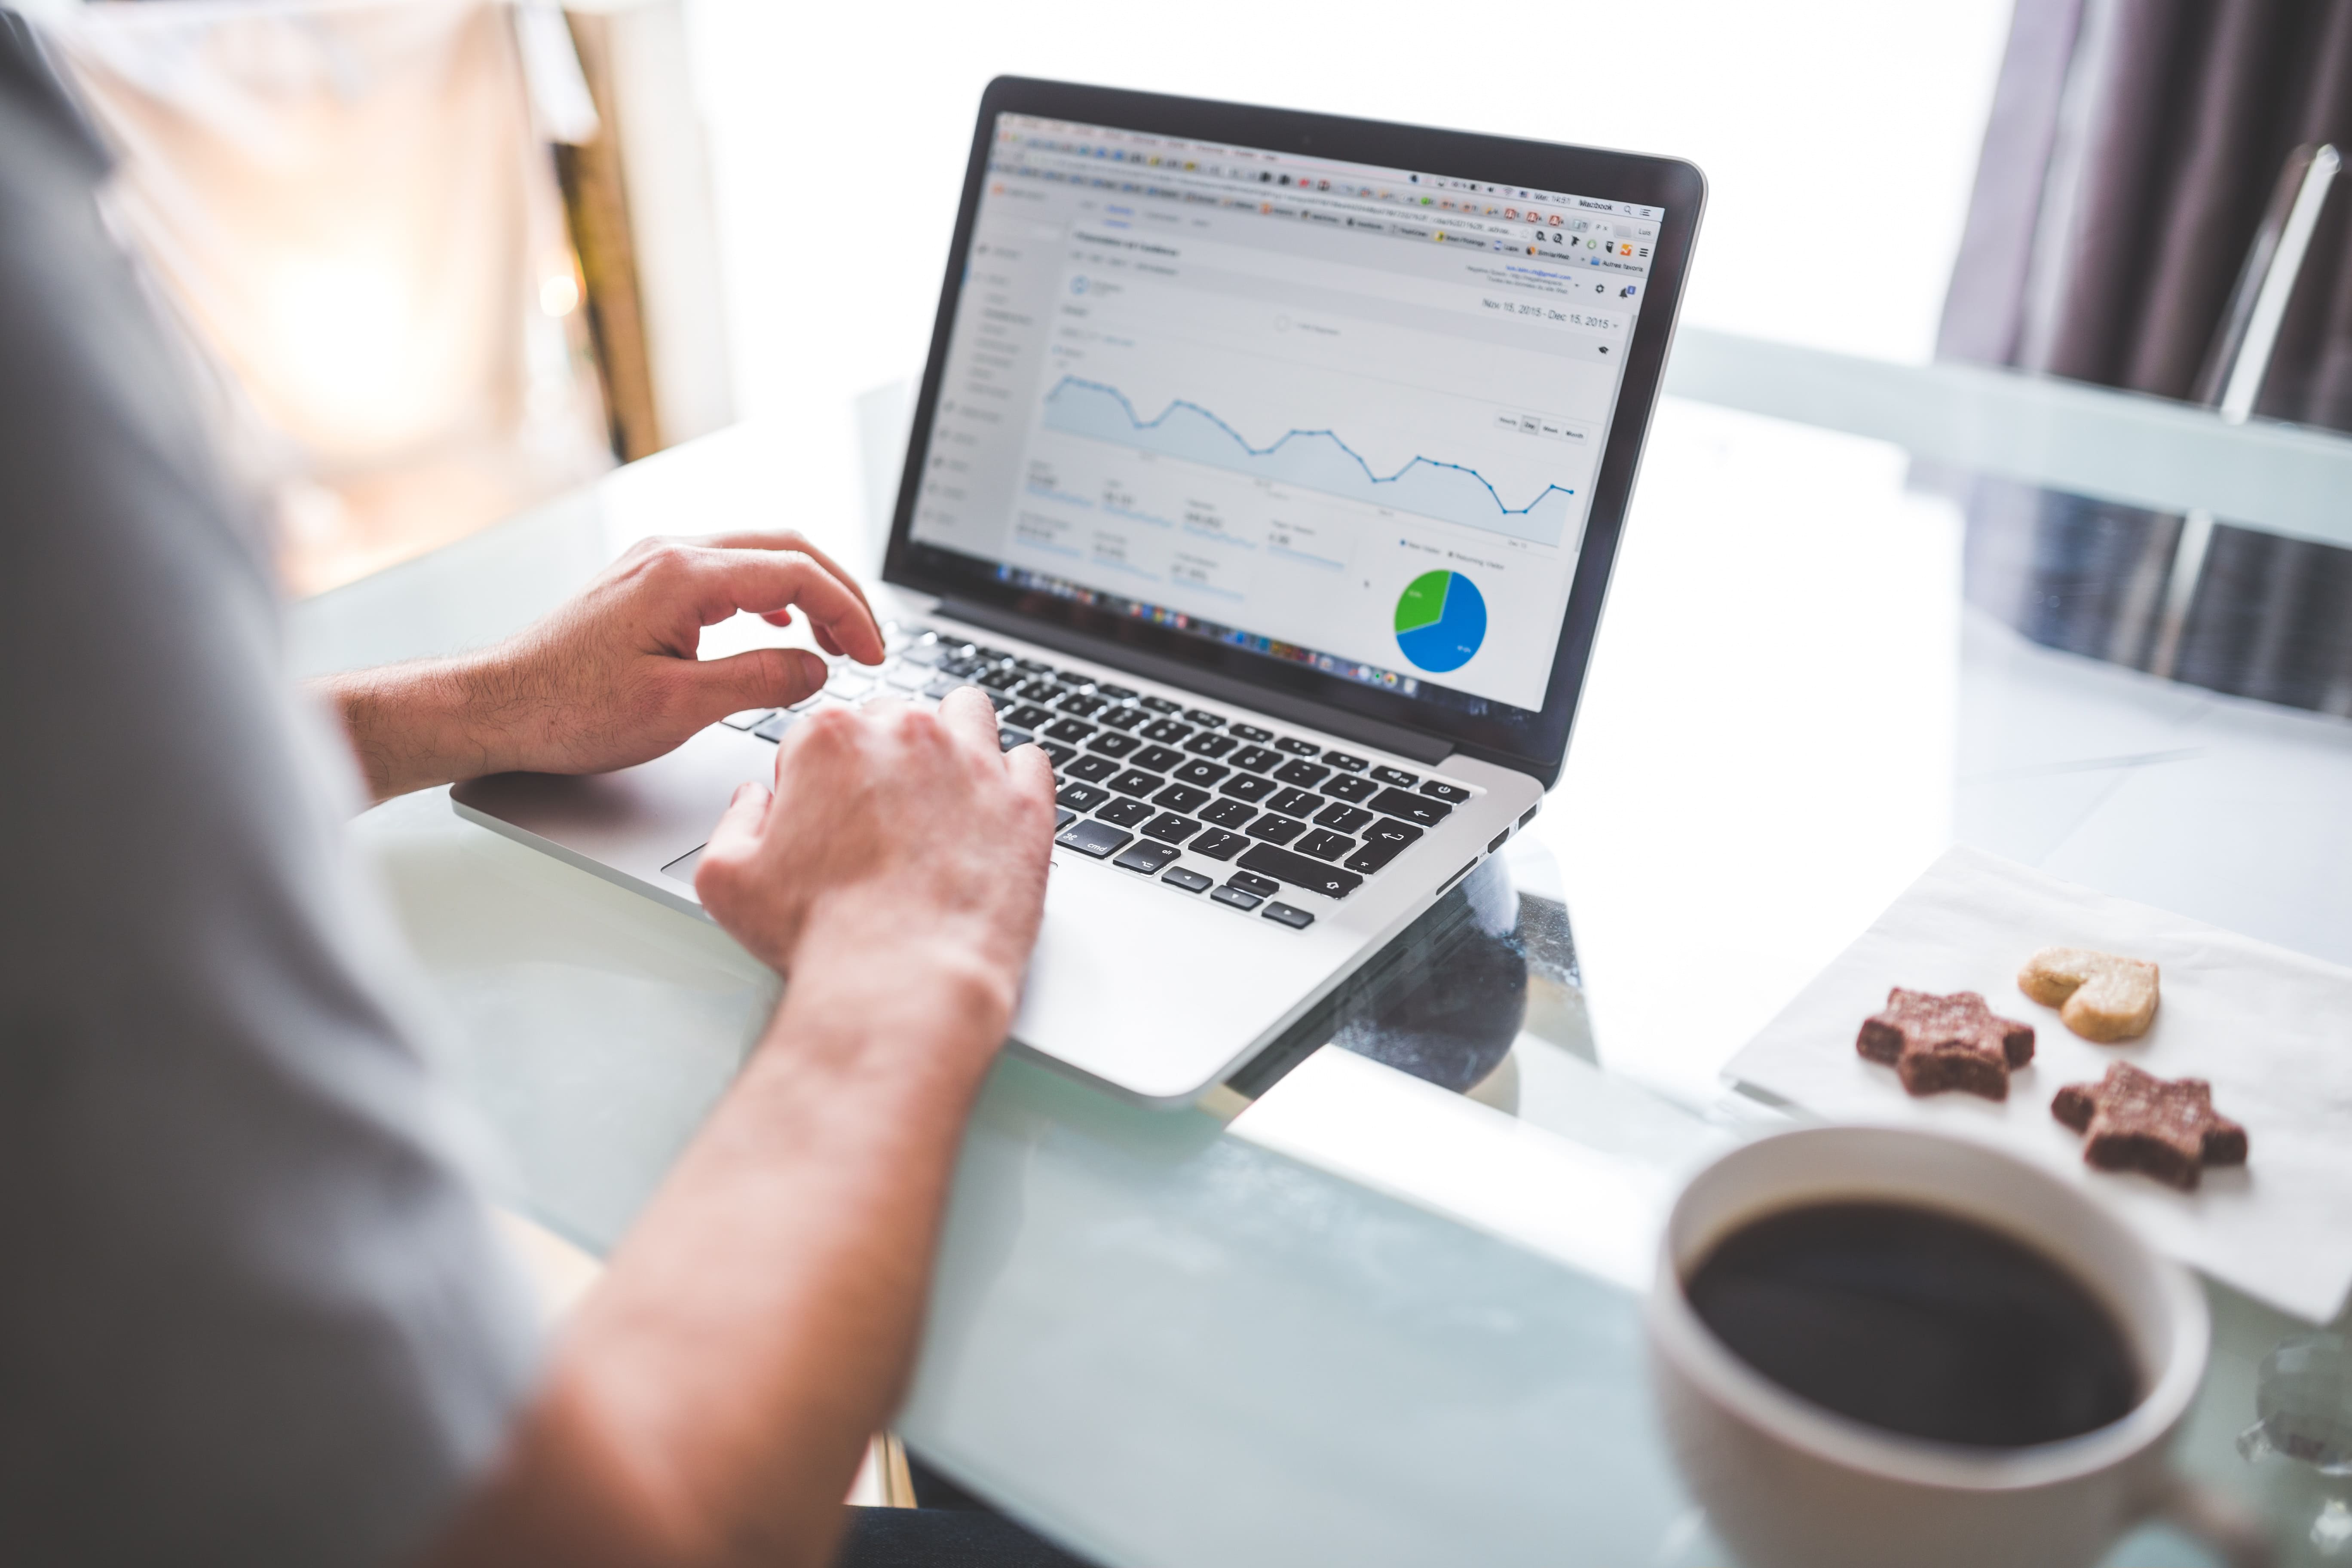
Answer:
[662, 844, 707, 886]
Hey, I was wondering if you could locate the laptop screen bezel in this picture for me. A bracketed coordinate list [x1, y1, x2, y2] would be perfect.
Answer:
[882, 76, 1705, 786]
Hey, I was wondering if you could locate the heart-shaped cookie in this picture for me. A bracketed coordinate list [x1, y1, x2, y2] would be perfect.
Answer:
[2018, 947, 2159, 1042]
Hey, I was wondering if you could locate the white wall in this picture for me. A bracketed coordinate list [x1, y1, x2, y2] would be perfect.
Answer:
[682, 0, 2013, 524]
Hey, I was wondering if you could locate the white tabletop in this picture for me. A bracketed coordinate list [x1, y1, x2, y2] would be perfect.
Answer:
[294, 368, 2352, 1567]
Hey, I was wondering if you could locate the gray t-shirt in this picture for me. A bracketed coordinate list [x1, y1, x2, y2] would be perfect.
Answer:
[0, 21, 539, 1565]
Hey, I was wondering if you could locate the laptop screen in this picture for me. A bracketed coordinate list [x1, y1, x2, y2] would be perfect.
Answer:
[904, 111, 1667, 723]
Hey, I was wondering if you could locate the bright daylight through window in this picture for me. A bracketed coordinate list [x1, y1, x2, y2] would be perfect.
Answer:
[910, 114, 1663, 716]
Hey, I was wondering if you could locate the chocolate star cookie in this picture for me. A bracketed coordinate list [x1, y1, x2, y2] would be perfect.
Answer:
[2052, 1062, 2247, 1191]
[1857, 987, 2036, 1099]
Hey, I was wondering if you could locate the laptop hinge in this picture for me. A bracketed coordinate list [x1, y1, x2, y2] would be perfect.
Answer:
[934, 597, 1453, 765]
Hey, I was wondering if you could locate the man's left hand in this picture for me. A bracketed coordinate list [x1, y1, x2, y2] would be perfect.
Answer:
[321, 530, 885, 801]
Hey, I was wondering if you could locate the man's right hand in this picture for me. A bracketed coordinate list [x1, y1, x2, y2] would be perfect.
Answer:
[694, 686, 1058, 1038]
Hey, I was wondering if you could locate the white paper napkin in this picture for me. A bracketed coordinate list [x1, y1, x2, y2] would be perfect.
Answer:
[1724, 845, 2352, 1323]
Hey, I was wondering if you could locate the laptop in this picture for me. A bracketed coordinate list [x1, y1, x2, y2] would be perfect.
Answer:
[453, 77, 1703, 1106]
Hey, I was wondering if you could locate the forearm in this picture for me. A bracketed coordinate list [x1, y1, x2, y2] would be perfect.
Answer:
[429, 918, 1012, 1568]
[315, 657, 506, 803]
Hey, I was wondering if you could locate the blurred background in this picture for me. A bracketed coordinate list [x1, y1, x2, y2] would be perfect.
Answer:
[30, 0, 2352, 714]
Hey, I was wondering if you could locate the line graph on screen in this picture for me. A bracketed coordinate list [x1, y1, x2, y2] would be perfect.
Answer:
[1040, 377, 1574, 546]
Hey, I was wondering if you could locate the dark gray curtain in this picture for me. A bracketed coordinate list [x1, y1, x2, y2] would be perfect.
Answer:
[1938, 0, 2352, 717]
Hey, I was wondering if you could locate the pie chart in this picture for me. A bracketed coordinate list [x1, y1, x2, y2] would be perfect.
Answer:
[1393, 569, 1487, 673]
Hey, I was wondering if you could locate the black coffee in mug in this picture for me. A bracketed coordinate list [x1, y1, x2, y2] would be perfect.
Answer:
[1684, 1201, 2140, 1448]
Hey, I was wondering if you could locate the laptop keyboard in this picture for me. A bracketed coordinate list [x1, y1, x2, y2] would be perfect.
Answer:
[719, 625, 1480, 931]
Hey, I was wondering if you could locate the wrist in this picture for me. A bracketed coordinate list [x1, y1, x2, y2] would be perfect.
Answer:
[321, 652, 511, 801]
[775, 892, 1023, 1069]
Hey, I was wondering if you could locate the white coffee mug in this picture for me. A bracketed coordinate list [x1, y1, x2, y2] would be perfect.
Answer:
[1645, 1125, 2269, 1568]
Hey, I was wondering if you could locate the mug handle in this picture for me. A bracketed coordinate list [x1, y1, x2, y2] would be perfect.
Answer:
[2147, 1470, 2272, 1568]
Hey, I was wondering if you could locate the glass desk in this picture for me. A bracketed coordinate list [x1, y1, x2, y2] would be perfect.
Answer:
[298, 348, 2352, 1567]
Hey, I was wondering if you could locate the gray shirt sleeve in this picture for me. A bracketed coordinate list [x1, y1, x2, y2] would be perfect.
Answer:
[0, 28, 540, 1568]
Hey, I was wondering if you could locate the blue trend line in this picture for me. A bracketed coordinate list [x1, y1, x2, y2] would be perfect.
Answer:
[1040, 376, 1574, 546]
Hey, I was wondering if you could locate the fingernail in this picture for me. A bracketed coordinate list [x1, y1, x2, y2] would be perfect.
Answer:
[797, 650, 827, 686]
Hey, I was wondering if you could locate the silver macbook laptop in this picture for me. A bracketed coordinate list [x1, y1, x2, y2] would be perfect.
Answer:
[454, 78, 1703, 1106]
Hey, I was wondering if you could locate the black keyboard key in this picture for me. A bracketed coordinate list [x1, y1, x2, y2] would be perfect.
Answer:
[1044, 717, 1098, 743]
[1183, 732, 1238, 758]
[1320, 774, 1378, 803]
[1211, 885, 1262, 911]
[1370, 788, 1452, 827]
[942, 655, 989, 677]
[1130, 745, 1185, 773]
[1274, 736, 1321, 756]
[1200, 798, 1256, 829]
[1013, 657, 1054, 675]
[1139, 719, 1194, 745]
[1227, 872, 1281, 897]
[1057, 783, 1109, 811]
[1231, 746, 1282, 774]
[1054, 668, 1093, 685]
[1371, 766, 1419, 788]
[1296, 829, 1354, 861]
[1097, 798, 1154, 828]
[1191, 829, 1249, 861]
[1086, 731, 1142, 759]
[1057, 819, 1131, 858]
[1266, 787, 1321, 818]
[1219, 773, 1277, 803]
[1421, 779, 1473, 804]
[1344, 838, 1409, 875]
[998, 727, 1033, 753]
[1141, 812, 1201, 844]
[1139, 695, 1182, 714]
[1362, 817, 1425, 850]
[1228, 723, 1273, 742]
[1314, 802, 1375, 834]
[1004, 703, 1055, 731]
[1322, 752, 1368, 773]
[1095, 683, 1137, 701]
[1182, 709, 1224, 728]
[1096, 705, 1148, 731]
[1065, 753, 1119, 783]
[1057, 693, 1108, 718]
[1012, 678, 1067, 704]
[1238, 843, 1365, 900]
[969, 645, 1011, 663]
[1171, 760, 1228, 787]
[1055, 806, 1075, 830]
[978, 665, 1023, 691]
[1273, 760, 1330, 788]
[985, 690, 1015, 713]
[1108, 769, 1162, 798]
[1153, 783, 1211, 814]
[1246, 814, 1306, 845]
[1039, 742, 1075, 767]
[1262, 901, 1314, 930]
[1113, 841, 1181, 875]
[1162, 866, 1213, 894]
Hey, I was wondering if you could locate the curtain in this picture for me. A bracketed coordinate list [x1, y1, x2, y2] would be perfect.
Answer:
[45, 0, 612, 595]
[1938, 0, 2352, 717]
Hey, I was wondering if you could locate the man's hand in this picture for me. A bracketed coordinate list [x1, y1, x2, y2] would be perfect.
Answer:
[697, 687, 1057, 1027]
[424, 690, 1058, 1568]
[320, 530, 885, 802]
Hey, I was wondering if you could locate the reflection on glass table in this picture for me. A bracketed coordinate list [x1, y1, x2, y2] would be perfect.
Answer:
[308, 360, 2352, 1568]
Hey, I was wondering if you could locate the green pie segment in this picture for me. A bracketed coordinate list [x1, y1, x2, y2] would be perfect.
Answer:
[1392, 570, 1488, 674]
[1394, 570, 1451, 635]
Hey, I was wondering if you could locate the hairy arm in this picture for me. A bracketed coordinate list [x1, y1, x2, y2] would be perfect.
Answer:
[426, 689, 1057, 1568]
